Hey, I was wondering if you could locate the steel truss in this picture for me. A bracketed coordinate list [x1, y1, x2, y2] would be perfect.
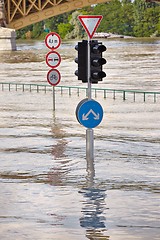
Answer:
[4, 0, 108, 29]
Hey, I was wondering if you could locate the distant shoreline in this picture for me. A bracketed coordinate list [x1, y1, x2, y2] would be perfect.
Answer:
[93, 32, 134, 39]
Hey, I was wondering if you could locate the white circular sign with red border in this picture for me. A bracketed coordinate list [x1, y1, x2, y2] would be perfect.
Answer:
[46, 51, 61, 68]
[47, 69, 61, 86]
[45, 32, 61, 50]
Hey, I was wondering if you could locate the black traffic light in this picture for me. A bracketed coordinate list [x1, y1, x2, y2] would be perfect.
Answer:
[90, 40, 106, 83]
[75, 40, 88, 83]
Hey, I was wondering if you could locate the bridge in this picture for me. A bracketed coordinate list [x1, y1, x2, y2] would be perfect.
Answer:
[0, 0, 159, 50]
[1, 0, 109, 30]
[1, 0, 160, 30]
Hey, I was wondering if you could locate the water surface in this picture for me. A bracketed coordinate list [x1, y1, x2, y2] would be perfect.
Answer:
[0, 38, 160, 240]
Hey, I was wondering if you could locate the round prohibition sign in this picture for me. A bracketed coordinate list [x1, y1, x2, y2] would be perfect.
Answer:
[45, 32, 61, 50]
[46, 51, 61, 68]
[47, 69, 61, 86]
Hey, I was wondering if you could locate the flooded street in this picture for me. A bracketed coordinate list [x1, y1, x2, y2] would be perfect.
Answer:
[0, 38, 160, 240]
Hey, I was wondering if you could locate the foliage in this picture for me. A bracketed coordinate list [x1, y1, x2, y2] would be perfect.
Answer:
[133, 0, 160, 37]
[31, 21, 44, 38]
[65, 11, 86, 39]
[16, 0, 160, 39]
[58, 22, 73, 39]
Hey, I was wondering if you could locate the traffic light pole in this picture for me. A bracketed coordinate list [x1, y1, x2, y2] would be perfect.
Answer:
[87, 38, 91, 100]
[86, 37, 94, 162]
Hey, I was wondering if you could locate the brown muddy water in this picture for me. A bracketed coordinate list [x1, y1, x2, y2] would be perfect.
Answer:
[0, 38, 160, 240]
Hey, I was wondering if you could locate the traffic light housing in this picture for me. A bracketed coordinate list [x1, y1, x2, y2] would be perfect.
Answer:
[75, 40, 88, 83]
[90, 40, 106, 83]
[75, 40, 106, 84]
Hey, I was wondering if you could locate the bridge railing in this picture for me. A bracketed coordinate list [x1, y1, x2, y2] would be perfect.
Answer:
[0, 82, 159, 103]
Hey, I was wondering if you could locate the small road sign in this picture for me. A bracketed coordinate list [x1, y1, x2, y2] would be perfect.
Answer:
[76, 99, 103, 128]
[47, 69, 61, 86]
[45, 32, 61, 49]
[78, 15, 103, 39]
[46, 51, 61, 68]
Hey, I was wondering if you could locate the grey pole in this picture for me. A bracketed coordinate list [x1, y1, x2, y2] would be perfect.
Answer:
[86, 36, 94, 162]
[86, 128, 94, 161]
[87, 37, 91, 100]
[53, 87, 55, 111]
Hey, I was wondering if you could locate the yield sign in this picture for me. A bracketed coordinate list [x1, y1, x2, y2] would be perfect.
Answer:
[78, 15, 103, 39]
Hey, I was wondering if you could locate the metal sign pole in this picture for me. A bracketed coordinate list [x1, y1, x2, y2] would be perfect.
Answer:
[86, 36, 94, 161]
[77, 16, 104, 162]
[45, 32, 61, 112]
[87, 37, 91, 100]
[53, 87, 55, 111]
[86, 128, 94, 161]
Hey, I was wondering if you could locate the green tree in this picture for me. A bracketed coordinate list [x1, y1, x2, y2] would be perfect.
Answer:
[44, 13, 71, 32]
[91, 3, 110, 32]
[31, 21, 43, 38]
[16, 25, 33, 39]
[65, 10, 87, 39]
[133, 0, 160, 37]
[157, 20, 160, 36]
[134, 0, 160, 37]
[120, 0, 134, 36]
[58, 22, 73, 39]
[133, 0, 148, 36]
[93, 0, 131, 35]
[16, 0, 160, 39]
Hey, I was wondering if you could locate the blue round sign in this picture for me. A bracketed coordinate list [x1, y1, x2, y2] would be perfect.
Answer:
[76, 99, 103, 128]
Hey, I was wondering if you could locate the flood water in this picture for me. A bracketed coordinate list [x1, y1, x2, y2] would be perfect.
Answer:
[0, 38, 160, 240]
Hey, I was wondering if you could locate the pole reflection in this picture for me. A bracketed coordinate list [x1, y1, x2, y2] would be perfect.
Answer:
[47, 116, 69, 186]
[49, 115, 109, 239]
[50, 114, 68, 160]
[79, 157, 109, 239]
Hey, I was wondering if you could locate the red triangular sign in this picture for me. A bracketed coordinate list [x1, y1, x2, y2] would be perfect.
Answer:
[78, 15, 103, 39]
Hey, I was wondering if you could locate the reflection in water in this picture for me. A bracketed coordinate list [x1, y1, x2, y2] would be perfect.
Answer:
[48, 115, 109, 239]
[79, 157, 109, 239]
[86, 230, 109, 240]
[47, 116, 69, 186]
[47, 164, 68, 186]
[80, 188, 106, 229]
[51, 138, 67, 159]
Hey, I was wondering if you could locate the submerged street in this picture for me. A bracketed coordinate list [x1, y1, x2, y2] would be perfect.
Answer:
[0, 38, 160, 240]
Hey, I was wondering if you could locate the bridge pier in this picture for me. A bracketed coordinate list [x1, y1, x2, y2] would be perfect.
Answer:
[0, 27, 16, 51]
[0, 0, 16, 51]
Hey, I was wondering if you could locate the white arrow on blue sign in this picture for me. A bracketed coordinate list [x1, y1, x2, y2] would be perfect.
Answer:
[76, 99, 103, 128]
